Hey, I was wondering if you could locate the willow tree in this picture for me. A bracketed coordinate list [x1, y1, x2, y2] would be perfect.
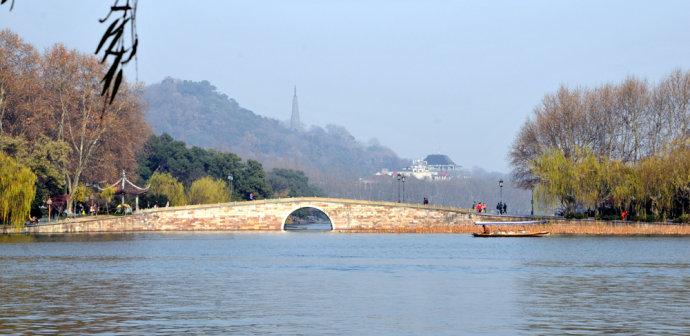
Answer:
[572, 149, 605, 211]
[148, 172, 186, 206]
[531, 148, 577, 215]
[187, 177, 229, 205]
[668, 142, 690, 215]
[0, 135, 69, 215]
[0, 152, 36, 226]
[511, 70, 690, 188]
[604, 160, 642, 213]
[531, 147, 609, 216]
[636, 155, 671, 218]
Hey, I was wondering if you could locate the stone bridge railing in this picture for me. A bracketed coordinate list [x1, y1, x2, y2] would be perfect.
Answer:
[8, 198, 475, 234]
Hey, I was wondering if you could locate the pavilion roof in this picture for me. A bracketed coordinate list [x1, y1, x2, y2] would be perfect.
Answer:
[100, 170, 149, 195]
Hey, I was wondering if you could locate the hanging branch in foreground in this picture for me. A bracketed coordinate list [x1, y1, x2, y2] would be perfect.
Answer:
[95, 0, 138, 104]
[0, 0, 14, 11]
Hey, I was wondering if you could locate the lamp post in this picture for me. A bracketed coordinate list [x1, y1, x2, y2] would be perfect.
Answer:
[499, 179, 504, 204]
[46, 197, 52, 223]
[401, 175, 406, 203]
[396, 174, 402, 203]
[227, 174, 234, 200]
[530, 186, 534, 216]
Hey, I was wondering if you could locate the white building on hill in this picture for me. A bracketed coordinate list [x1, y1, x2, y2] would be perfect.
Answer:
[375, 154, 461, 181]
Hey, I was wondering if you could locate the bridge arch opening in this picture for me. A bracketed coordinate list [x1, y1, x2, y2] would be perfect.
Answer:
[283, 207, 333, 231]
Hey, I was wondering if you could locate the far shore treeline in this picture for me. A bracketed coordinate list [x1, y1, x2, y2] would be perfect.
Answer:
[0, 30, 320, 226]
[511, 71, 690, 222]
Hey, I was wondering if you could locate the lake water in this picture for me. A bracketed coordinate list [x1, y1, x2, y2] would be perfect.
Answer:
[1, 233, 689, 335]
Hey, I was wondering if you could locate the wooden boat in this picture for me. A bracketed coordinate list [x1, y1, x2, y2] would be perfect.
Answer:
[472, 231, 549, 237]
[473, 220, 549, 237]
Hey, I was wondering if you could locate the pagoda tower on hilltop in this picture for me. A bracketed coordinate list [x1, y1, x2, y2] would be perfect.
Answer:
[290, 86, 301, 131]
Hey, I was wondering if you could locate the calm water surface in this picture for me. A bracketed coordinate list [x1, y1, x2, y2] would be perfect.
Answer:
[1, 233, 689, 335]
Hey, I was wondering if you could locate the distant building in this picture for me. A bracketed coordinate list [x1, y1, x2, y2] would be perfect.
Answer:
[402, 159, 437, 180]
[375, 154, 460, 181]
[423, 154, 460, 172]
[290, 86, 301, 131]
[374, 168, 395, 177]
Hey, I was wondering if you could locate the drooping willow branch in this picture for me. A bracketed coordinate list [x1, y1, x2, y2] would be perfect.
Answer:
[3, 1, 139, 105]
[0, 0, 15, 11]
[95, 0, 139, 105]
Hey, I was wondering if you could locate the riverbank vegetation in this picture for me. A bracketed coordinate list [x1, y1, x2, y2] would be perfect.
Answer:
[0, 30, 322, 225]
[138, 133, 321, 205]
[147, 172, 187, 206]
[511, 70, 690, 221]
[187, 177, 231, 205]
[0, 29, 148, 223]
[0, 152, 36, 226]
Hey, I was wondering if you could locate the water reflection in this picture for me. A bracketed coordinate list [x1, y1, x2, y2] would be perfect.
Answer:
[0, 233, 136, 244]
[283, 222, 333, 231]
[283, 207, 333, 231]
[0, 234, 689, 335]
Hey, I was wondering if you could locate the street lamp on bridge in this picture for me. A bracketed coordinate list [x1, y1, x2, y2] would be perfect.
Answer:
[227, 174, 234, 201]
[396, 173, 402, 203]
[401, 175, 406, 203]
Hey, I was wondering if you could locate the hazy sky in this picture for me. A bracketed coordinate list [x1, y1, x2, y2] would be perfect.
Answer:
[2, 0, 690, 172]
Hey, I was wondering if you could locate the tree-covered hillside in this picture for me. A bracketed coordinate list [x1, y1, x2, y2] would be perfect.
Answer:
[144, 78, 408, 183]
[137, 134, 322, 202]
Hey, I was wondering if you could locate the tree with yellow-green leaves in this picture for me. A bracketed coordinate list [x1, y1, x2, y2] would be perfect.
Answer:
[67, 183, 94, 215]
[513, 70, 690, 221]
[0, 152, 36, 226]
[604, 160, 642, 213]
[71, 184, 91, 205]
[573, 150, 605, 210]
[187, 176, 230, 205]
[639, 140, 690, 220]
[148, 172, 186, 206]
[511, 70, 690, 190]
[530, 141, 690, 221]
[531, 147, 606, 216]
[0, 135, 69, 216]
[100, 186, 116, 214]
[531, 148, 577, 214]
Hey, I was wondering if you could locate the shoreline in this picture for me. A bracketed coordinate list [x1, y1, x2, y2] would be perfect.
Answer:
[3, 219, 689, 236]
[2, 198, 688, 236]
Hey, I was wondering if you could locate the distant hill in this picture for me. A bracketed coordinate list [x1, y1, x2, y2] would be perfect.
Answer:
[142, 78, 535, 212]
[143, 78, 408, 183]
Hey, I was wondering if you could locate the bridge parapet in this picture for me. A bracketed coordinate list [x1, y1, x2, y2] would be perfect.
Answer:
[16, 197, 474, 234]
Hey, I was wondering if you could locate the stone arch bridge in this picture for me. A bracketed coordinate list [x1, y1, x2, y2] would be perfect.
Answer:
[23, 197, 480, 234]
[13, 197, 690, 235]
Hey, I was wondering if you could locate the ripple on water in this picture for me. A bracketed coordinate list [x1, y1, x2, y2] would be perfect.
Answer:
[1, 233, 689, 335]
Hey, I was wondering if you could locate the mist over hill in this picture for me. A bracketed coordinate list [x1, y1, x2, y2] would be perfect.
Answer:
[143, 78, 534, 213]
[143, 78, 408, 184]
[143, 78, 535, 213]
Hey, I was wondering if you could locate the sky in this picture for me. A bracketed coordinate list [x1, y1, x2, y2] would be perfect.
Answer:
[2, 0, 690, 172]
